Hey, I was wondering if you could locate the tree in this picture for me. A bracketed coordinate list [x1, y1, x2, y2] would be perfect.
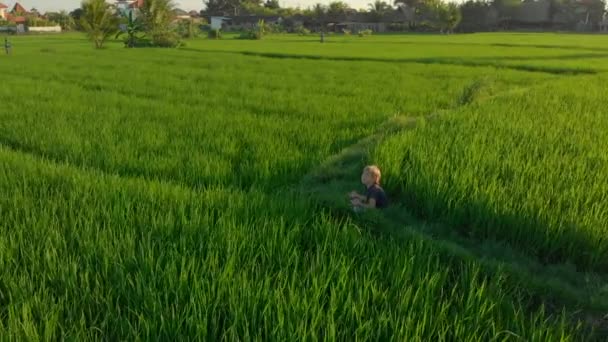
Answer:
[80, 0, 119, 49]
[436, 2, 461, 33]
[203, 0, 263, 16]
[310, 3, 327, 28]
[394, 0, 431, 28]
[242, 2, 279, 15]
[140, 0, 181, 47]
[204, 0, 240, 15]
[69, 8, 85, 30]
[312, 3, 327, 18]
[459, 0, 492, 32]
[368, 1, 392, 21]
[47, 10, 76, 31]
[176, 18, 201, 38]
[327, 1, 350, 18]
[491, 0, 521, 21]
[264, 0, 280, 9]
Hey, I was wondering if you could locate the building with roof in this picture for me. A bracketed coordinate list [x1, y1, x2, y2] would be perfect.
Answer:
[600, 14, 608, 32]
[10, 2, 28, 15]
[0, 3, 7, 20]
[129, 0, 144, 9]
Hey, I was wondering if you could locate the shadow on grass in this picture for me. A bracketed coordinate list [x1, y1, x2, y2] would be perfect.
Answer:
[179, 47, 599, 75]
[296, 114, 608, 337]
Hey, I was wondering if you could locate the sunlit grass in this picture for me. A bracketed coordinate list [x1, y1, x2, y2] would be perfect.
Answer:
[0, 32, 605, 339]
[375, 74, 608, 272]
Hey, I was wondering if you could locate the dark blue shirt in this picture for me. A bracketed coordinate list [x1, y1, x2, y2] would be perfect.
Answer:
[366, 184, 388, 209]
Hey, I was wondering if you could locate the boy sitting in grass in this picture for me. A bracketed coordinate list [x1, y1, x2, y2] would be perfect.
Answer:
[349, 165, 388, 211]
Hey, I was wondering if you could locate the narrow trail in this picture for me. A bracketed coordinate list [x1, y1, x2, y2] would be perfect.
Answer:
[298, 116, 608, 336]
[297, 86, 608, 337]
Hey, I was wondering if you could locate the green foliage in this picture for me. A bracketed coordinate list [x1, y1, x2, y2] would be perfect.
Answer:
[46, 11, 76, 31]
[358, 28, 373, 36]
[0, 33, 607, 340]
[80, 0, 119, 49]
[116, 11, 145, 48]
[208, 28, 222, 39]
[176, 19, 200, 38]
[26, 15, 59, 27]
[368, 0, 392, 22]
[139, 0, 182, 47]
[295, 25, 311, 35]
[238, 19, 266, 40]
[375, 75, 608, 272]
[435, 1, 462, 33]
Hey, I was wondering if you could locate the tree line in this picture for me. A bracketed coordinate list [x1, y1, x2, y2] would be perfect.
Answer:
[203, 0, 607, 32]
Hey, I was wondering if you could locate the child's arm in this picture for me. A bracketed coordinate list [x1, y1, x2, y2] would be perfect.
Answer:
[351, 197, 376, 209]
[358, 198, 377, 209]
[349, 191, 365, 200]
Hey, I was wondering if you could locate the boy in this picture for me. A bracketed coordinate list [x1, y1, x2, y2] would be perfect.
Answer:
[349, 165, 388, 211]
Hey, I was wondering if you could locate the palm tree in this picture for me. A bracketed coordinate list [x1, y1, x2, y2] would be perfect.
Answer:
[139, 0, 180, 47]
[369, 1, 392, 13]
[368, 1, 392, 22]
[394, 0, 426, 28]
[80, 0, 119, 49]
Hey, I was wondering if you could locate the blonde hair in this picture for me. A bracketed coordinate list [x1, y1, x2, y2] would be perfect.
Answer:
[363, 165, 381, 184]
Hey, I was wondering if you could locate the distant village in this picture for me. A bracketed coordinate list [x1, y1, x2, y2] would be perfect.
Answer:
[1, 0, 607, 34]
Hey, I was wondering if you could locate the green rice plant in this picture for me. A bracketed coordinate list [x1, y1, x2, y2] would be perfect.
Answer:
[208, 28, 222, 39]
[0, 37, 548, 192]
[375, 74, 608, 272]
[1, 32, 607, 339]
[0, 146, 587, 340]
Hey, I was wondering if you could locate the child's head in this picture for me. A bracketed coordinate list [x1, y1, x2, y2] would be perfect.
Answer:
[361, 165, 381, 187]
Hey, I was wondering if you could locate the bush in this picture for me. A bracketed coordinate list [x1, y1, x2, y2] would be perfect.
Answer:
[358, 29, 373, 37]
[237, 30, 262, 40]
[342, 28, 351, 35]
[176, 19, 200, 39]
[208, 28, 221, 39]
[150, 30, 182, 47]
[388, 23, 408, 32]
[266, 23, 285, 33]
[237, 19, 265, 40]
[295, 25, 310, 35]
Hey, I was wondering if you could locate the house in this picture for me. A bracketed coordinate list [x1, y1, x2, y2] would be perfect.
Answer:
[0, 3, 7, 20]
[210, 16, 229, 30]
[4, 1, 28, 25]
[329, 10, 412, 33]
[116, 0, 144, 18]
[174, 8, 190, 20]
[115, 0, 130, 14]
[220, 15, 282, 31]
[129, 0, 144, 9]
[334, 22, 387, 33]
[600, 15, 608, 32]
[10, 2, 28, 15]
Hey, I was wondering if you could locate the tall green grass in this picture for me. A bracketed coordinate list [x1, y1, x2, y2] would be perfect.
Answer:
[375, 74, 608, 271]
[0, 39, 550, 191]
[0, 33, 605, 339]
[0, 147, 585, 340]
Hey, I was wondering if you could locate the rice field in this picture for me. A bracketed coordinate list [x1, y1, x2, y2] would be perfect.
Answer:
[1, 33, 607, 340]
[375, 74, 608, 272]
